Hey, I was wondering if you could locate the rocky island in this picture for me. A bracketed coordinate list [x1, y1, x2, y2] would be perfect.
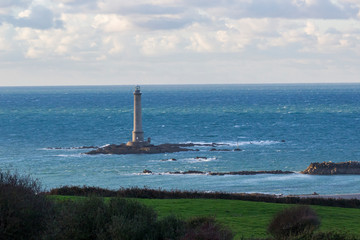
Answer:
[85, 86, 240, 155]
[302, 161, 360, 175]
[85, 142, 237, 155]
[86, 143, 193, 155]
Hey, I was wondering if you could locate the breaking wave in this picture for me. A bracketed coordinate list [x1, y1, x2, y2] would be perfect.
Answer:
[180, 140, 281, 147]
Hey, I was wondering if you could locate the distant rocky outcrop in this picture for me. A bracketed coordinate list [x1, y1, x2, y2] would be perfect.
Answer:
[301, 161, 360, 175]
[164, 170, 294, 175]
[47, 146, 98, 150]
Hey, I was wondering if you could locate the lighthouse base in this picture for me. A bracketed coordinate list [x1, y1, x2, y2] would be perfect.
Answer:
[126, 141, 151, 147]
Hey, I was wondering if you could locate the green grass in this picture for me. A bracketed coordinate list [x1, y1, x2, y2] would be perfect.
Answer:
[49, 196, 360, 239]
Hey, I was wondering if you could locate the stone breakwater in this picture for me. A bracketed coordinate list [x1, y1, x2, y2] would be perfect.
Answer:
[301, 161, 360, 175]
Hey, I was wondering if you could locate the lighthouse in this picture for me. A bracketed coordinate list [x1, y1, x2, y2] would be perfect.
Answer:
[127, 86, 149, 147]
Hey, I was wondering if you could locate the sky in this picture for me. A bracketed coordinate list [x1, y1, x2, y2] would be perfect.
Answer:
[0, 0, 360, 86]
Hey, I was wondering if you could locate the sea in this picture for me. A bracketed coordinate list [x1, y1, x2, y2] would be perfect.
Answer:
[0, 84, 359, 195]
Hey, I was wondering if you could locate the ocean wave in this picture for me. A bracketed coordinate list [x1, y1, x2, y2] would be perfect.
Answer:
[180, 140, 281, 147]
[52, 154, 84, 158]
[225, 140, 281, 146]
[184, 157, 217, 163]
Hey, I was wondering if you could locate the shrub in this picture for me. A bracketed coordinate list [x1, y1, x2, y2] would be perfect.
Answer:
[47, 197, 163, 240]
[0, 170, 52, 240]
[107, 198, 158, 240]
[45, 196, 110, 240]
[182, 216, 234, 240]
[267, 205, 320, 240]
[155, 215, 186, 240]
[309, 231, 358, 240]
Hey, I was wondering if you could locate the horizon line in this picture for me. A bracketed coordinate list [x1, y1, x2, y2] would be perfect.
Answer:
[1, 82, 360, 88]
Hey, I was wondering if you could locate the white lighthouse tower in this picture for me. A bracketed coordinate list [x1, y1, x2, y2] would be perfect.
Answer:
[127, 86, 149, 147]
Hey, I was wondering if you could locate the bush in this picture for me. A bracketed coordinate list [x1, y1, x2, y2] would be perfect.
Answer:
[107, 198, 158, 240]
[309, 231, 358, 240]
[155, 215, 186, 240]
[267, 205, 320, 240]
[0, 170, 52, 240]
[182, 216, 234, 240]
[45, 196, 110, 240]
[47, 197, 166, 240]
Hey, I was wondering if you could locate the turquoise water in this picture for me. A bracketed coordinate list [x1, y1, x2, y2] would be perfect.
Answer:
[0, 84, 359, 194]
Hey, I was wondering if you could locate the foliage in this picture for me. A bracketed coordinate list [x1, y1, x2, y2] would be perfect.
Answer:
[309, 231, 359, 240]
[155, 215, 186, 240]
[182, 216, 234, 240]
[45, 197, 159, 240]
[46, 196, 233, 240]
[267, 206, 320, 240]
[0, 170, 52, 240]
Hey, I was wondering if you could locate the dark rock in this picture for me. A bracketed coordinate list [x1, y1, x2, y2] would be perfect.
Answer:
[168, 170, 205, 175]
[210, 148, 231, 151]
[234, 148, 242, 151]
[47, 146, 98, 150]
[166, 170, 294, 175]
[195, 156, 207, 160]
[301, 161, 360, 175]
[161, 158, 177, 161]
[143, 169, 152, 174]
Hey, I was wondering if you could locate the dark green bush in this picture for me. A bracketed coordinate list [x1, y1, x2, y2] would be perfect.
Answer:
[45, 197, 110, 240]
[182, 216, 234, 240]
[0, 170, 52, 240]
[46, 197, 173, 240]
[267, 206, 320, 240]
[155, 215, 186, 240]
[107, 198, 158, 240]
[309, 231, 359, 240]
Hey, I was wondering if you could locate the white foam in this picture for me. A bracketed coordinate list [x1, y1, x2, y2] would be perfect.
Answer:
[39, 147, 78, 151]
[100, 144, 110, 148]
[180, 140, 280, 147]
[184, 157, 217, 163]
[53, 154, 83, 158]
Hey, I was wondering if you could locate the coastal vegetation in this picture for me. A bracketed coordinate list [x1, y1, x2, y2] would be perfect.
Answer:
[49, 185, 360, 209]
[1, 171, 360, 240]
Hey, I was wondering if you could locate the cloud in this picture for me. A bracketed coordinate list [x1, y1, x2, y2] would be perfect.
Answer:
[92, 14, 132, 32]
[220, 0, 359, 19]
[137, 17, 193, 30]
[9, 5, 63, 29]
[0, 0, 31, 8]
[1, 0, 360, 86]
[1, 3, 63, 30]
[117, 4, 184, 15]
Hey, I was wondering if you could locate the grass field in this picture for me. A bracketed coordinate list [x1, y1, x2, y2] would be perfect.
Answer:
[51, 196, 360, 239]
